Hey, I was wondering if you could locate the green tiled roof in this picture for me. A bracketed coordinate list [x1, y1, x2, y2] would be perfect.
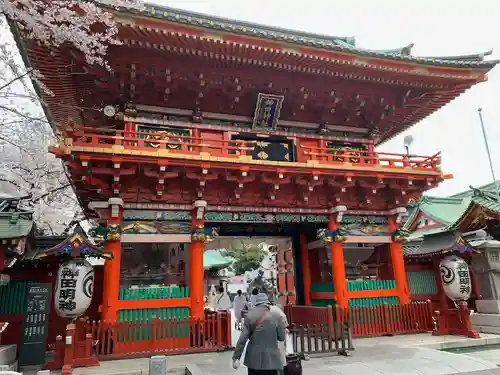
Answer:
[408, 226, 451, 241]
[0, 214, 33, 239]
[402, 241, 422, 256]
[405, 181, 500, 240]
[131, 4, 498, 69]
[451, 181, 500, 199]
[404, 231, 475, 258]
[472, 192, 500, 212]
[404, 195, 472, 231]
[204, 249, 232, 269]
[421, 196, 472, 225]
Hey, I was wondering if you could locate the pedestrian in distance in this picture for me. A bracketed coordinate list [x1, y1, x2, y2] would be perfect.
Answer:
[215, 286, 231, 311]
[249, 287, 259, 309]
[233, 289, 247, 331]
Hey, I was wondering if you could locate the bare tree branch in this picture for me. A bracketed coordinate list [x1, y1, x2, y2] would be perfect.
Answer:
[0, 68, 32, 92]
[0, 134, 27, 151]
[31, 183, 71, 203]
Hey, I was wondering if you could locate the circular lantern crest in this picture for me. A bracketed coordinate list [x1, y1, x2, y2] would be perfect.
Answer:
[439, 255, 471, 302]
[54, 259, 94, 319]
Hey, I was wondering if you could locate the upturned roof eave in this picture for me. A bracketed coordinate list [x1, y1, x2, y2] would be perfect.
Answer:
[28, 233, 113, 261]
[0, 218, 34, 239]
[7, 20, 59, 134]
[119, 4, 499, 70]
[453, 194, 500, 230]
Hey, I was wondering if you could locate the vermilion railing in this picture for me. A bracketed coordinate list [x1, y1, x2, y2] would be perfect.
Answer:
[284, 304, 333, 328]
[336, 301, 434, 337]
[85, 311, 231, 360]
[286, 302, 434, 338]
[300, 145, 441, 170]
[65, 126, 441, 172]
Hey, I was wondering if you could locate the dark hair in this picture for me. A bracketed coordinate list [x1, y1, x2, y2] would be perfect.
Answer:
[237, 290, 242, 296]
[218, 286, 225, 293]
[252, 288, 259, 295]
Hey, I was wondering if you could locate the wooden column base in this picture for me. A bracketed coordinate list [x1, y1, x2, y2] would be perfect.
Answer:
[44, 321, 100, 372]
[432, 304, 480, 339]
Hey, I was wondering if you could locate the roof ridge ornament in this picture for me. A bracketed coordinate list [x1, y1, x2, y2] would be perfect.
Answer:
[418, 50, 494, 62]
[335, 40, 415, 56]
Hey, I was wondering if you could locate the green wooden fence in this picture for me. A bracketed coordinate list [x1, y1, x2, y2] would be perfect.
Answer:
[119, 285, 189, 301]
[118, 286, 189, 322]
[311, 280, 398, 307]
[406, 271, 438, 295]
[117, 286, 190, 340]
[0, 280, 34, 315]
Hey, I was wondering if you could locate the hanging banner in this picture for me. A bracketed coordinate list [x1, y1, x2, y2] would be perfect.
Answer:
[54, 259, 94, 318]
[439, 255, 472, 302]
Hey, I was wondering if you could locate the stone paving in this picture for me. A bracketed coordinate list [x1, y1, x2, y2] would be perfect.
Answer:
[468, 348, 500, 364]
[44, 332, 500, 375]
[449, 370, 500, 375]
[16, 309, 500, 375]
[64, 343, 500, 375]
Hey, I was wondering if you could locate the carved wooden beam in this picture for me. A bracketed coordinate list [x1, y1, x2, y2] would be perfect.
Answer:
[260, 172, 291, 201]
[186, 168, 219, 199]
[225, 171, 256, 200]
[143, 166, 179, 179]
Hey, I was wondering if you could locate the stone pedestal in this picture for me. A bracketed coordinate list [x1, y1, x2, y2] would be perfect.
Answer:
[0, 344, 18, 371]
[476, 299, 500, 314]
[469, 237, 500, 334]
[471, 313, 500, 334]
[150, 355, 167, 375]
[471, 299, 500, 334]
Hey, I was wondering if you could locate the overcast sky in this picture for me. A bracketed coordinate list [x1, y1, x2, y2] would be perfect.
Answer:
[151, 0, 500, 197]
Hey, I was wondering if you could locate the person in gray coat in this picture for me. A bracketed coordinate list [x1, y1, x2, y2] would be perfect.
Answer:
[232, 293, 286, 374]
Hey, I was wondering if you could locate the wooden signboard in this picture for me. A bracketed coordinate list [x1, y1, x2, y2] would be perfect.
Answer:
[18, 283, 52, 367]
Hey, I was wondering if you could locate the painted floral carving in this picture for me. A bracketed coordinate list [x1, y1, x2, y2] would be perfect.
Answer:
[191, 227, 219, 243]
[317, 228, 345, 244]
[391, 227, 410, 242]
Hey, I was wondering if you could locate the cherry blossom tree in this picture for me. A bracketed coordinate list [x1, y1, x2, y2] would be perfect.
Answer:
[0, 17, 80, 234]
[0, 0, 144, 233]
[1, 0, 144, 68]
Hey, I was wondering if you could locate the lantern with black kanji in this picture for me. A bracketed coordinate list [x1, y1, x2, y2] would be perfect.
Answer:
[54, 259, 94, 318]
[439, 255, 472, 302]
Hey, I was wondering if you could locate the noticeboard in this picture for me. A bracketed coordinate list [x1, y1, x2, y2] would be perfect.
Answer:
[18, 283, 52, 367]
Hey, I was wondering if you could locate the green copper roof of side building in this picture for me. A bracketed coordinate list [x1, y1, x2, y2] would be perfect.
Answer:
[0, 214, 33, 239]
[405, 181, 500, 241]
[121, 4, 499, 69]
[0, 194, 34, 239]
[411, 196, 473, 226]
[204, 249, 232, 269]
[450, 181, 500, 199]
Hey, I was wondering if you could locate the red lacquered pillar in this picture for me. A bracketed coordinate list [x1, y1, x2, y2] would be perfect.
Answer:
[102, 197, 123, 322]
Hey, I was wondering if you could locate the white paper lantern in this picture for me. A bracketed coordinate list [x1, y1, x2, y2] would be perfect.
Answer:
[54, 259, 94, 318]
[439, 255, 471, 302]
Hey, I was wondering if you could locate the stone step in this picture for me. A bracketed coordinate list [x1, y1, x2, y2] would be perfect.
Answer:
[471, 313, 500, 327]
[450, 369, 500, 375]
[0, 360, 18, 371]
[471, 313, 500, 334]
[70, 367, 184, 375]
[0, 345, 17, 366]
[473, 324, 500, 335]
